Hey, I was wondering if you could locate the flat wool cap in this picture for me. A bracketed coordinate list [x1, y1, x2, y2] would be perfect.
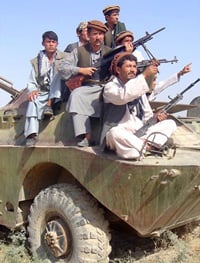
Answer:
[103, 5, 120, 15]
[76, 22, 88, 33]
[87, 20, 108, 33]
[115, 31, 134, 45]
[110, 51, 134, 75]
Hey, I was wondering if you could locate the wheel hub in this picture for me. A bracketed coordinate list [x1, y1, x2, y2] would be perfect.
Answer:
[44, 219, 70, 258]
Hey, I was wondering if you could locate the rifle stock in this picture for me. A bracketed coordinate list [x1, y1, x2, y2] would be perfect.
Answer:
[65, 45, 126, 91]
[135, 78, 200, 137]
[65, 74, 85, 91]
[65, 60, 102, 91]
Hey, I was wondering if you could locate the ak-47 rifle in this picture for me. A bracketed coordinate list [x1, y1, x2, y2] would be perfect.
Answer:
[65, 45, 126, 91]
[137, 56, 178, 71]
[135, 78, 200, 137]
[133, 27, 165, 59]
[65, 60, 102, 91]
[133, 27, 165, 49]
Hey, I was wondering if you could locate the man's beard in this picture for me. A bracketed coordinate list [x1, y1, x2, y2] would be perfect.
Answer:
[128, 73, 136, 79]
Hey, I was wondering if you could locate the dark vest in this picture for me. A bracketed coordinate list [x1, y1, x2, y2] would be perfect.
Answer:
[76, 43, 111, 81]
[31, 50, 66, 91]
[77, 43, 111, 66]
[99, 101, 126, 148]
[99, 96, 144, 149]
[104, 21, 126, 48]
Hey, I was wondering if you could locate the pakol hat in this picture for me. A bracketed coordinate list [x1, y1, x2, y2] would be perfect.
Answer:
[76, 22, 88, 33]
[102, 5, 120, 15]
[110, 51, 134, 76]
[115, 31, 134, 45]
[87, 20, 108, 33]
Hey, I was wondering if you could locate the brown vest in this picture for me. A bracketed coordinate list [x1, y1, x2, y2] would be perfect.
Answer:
[77, 43, 111, 82]
[77, 43, 111, 67]
[31, 50, 67, 89]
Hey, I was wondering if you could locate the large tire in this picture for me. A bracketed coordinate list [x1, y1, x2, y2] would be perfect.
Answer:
[187, 96, 200, 117]
[28, 183, 111, 262]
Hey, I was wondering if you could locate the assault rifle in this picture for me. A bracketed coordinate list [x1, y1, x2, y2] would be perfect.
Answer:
[135, 78, 200, 137]
[133, 27, 165, 49]
[65, 59, 103, 91]
[137, 56, 178, 74]
[137, 56, 178, 71]
[133, 27, 165, 59]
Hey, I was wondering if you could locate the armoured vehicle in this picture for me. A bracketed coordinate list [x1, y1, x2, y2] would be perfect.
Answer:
[0, 75, 200, 262]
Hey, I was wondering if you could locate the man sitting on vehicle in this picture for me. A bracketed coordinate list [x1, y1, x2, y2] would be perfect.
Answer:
[58, 20, 111, 147]
[24, 31, 67, 147]
[100, 52, 177, 159]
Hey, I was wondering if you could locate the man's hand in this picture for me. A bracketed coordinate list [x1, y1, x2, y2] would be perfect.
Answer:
[28, 90, 39, 101]
[79, 67, 97, 77]
[155, 110, 168, 122]
[142, 63, 159, 88]
[178, 63, 192, 78]
[151, 59, 160, 67]
[124, 42, 134, 53]
[142, 63, 158, 78]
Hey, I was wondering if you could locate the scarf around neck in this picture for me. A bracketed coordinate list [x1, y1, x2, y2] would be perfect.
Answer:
[37, 50, 56, 87]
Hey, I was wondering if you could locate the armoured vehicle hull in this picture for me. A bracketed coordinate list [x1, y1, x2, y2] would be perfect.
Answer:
[0, 77, 200, 262]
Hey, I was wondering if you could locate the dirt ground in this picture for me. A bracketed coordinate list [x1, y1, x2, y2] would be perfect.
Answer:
[110, 222, 200, 262]
[1, 223, 200, 262]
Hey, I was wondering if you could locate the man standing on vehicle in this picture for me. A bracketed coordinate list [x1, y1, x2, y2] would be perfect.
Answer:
[103, 5, 126, 48]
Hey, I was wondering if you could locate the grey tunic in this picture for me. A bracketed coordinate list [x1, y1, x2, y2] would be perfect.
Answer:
[24, 50, 67, 138]
[58, 44, 111, 137]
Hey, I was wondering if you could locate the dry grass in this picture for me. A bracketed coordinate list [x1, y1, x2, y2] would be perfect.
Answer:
[110, 223, 200, 263]
[1, 223, 200, 262]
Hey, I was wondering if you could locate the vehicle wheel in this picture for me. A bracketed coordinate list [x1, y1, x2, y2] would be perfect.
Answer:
[28, 183, 111, 262]
[187, 96, 200, 117]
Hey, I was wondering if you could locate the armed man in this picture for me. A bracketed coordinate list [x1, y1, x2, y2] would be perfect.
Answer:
[114, 30, 145, 62]
[100, 52, 177, 160]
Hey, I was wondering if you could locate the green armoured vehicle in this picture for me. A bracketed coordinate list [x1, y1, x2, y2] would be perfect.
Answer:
[0, 75, 200, 262]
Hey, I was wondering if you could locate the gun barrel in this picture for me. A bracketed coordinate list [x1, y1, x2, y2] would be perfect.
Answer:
[158, 57, 178, 64]
[135, 78, 200, 137]
[180, 78, 200, 96]
[0, 76, 20, 97]
[133, 27, 166, 49]
[137, 57, 178, 70]
[149, 27, 166, 37]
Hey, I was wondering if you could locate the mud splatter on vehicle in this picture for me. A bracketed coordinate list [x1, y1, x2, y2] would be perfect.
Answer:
[0, 75, 200, 262]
